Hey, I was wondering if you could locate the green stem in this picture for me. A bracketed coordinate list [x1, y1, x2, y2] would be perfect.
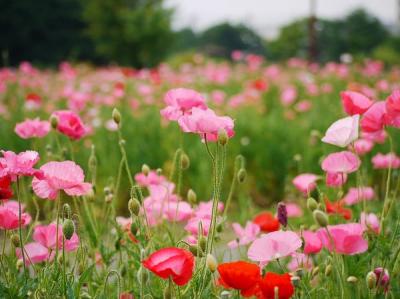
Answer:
[16, 177, 27, 277]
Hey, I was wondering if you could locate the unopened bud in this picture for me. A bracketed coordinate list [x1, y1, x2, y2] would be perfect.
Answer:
[50, 115, 58, 129]
[311, 266, 319, 278]
[366, 271, 377, 289]
[347, 276, 358, 283]
[11, 234, 20, 247]
[237, 168, 246, 183]
[325, 264, 332, 276]
[63, 203, 72, 219]
[206, 254, 217, 273]
[277, 202, 288, 227]
[189, 245, 199, 256]
[218, 128, 228, 146]
[141, 164, 150, 176]
[156, 168, 162, 175]
[16, 259, 24, 269]
[128, 198, 141, 216]
[163, 284, 172, 299]
[63, 219, 75, 240]
[221, 291, 230, 299]
[187, 189, 197, 204]
[313, 210, 328, 227]
[112, 108, 121, 125]
[307, 197, 318, 211]
[181, 153, 190, 170]
[130, 221, 139, 235]
[199, 236, 207, 252]
[105, 194, 113, 203]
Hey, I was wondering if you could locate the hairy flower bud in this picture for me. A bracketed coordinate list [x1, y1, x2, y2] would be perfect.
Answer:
[307, 197, 318, 211]
[128, 197, 141, 216]
[199, 236, 207, 252]
[366, 271, 377, 289]
[187, 189, 197, 204]
[206, 254, 217, 273]
[181, 153, 190, 170]
[218, 128, 228, 146]
[112, 108, 121, 125]
[50, 115, 58, 129]
[237, 168, 247, 183]
[313, 210, 329, 227]
[325, 264, 332, 276]
[347, 276, 358, 283]
[63, 219, 75, 240]
[141, 164, 150, 176]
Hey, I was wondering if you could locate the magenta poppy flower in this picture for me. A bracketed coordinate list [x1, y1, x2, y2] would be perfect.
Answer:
[321, 115, 359, 148]
[178, 107, 234, 142]
[16, 242, 50, 265]
[52, 110, 87, 140]
[0, 150, 40, 181]
[248, 230, 302, 265]
[32, 161, 92, 200]
[160, 88, 207, 121]
[361, 130, 387, 144]
[0, 200, 31, 230]
[353, 139, 374, 155]
[371, 152, 400, 169]
[361, 102, 387, 133]
[360, 212, 380, 234]
[343, 187, 375, 205]
[321, 151, 360, 174]
[326, 172, 347, 187]
[340, 91, 373, 116]
[292, 173, 318, 195]
[15, 118, 50, 139]
[280, 86, 297, 106]
[317, 223, 368, 255]
[227, 221, 260, 249]
[302, 230, 322, 254]
[385, 89, 400, 128]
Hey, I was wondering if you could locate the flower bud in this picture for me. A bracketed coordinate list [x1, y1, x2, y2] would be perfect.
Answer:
[206, 254, 217, 273]
[112, 108, 121, 125]
[325, 264, 332, 276]
[180, 153, 190, 170]
[187, 189, 197, 205]
[277, 202, 288, 227]
[313, 210, 329, 227]
[374, 267, 390, 290]
[16, 259, 24, 270]
[347, 276, 358, 283]
[189, 244, 199, 256]
[237, 168, 246, 183]
[220, 291, 230, 299]
[366, 271, 377, 289]
[156, 168, 162, 175]
[10, 234, 20, 247]
[199, 236, 207, 252]
[105, 194, 113, 203]
[128, 197, 141, 216]
[50, 115, 58, 129]
[307, 197, 318, 211]
[63, 219, 75, 240]
[218, 128, 228, 146]
[104, 186, 112, 196]
[141, 164, 150, 176]
[163, 284, 172, 299]
[63, 203, 72, 219]
[311, 266, 319, 278]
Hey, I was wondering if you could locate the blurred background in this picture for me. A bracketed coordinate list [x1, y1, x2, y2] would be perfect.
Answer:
[0, 0, 399, 67]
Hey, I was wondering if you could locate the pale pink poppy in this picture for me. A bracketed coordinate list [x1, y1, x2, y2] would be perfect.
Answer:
[371, 152, 400, 169]
[361, 102, 387, 133]
[321, 115, 359, 148]
[52, 110, 87, 140]
[343, 187, 375, 205]
[178, 107, 235, 142]
[360, 212, 380, 234]
[326, 172, 347, 187]
[288, 253, 313, 272]
[228, 221, 260, 249]
[0, 150, 40, 181]
[32, 161, 92, 200]
[353, 139, 374, 155]
[0, 200, 31, 230]
[280, 86, 297, 106]
[248, 230, 302, 264]
[134, 170, 166, 187]
[292, 173, 318, 195]
[317, 223, 368, 255]
[321, 151, 360, 174]
[302, 230, 322, 254]
[386, 90, 400, 128]
[295, 100, 312, 112]
[160, 88, 207, 121]
[16, 242, 50, 265]
[340, 91, 373, 115]
[193, 201, 224, 219]
[33, 223, 79, 251]
[285, 203, 303, 218]
[361, 130, 387, 144]
[184, 217, 211, 236]
[163, 201, 193, 222]
[15, 118, 50, 139]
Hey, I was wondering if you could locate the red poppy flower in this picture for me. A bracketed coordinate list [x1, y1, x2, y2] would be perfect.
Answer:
[252, 79, 268, 91]
[253, 212, 280, 232]
[259, 272, 294, 299]
[325, 199, 352, 220]
[119, 292, 134, 299]
[0, 176, 13, 200]
[218, 261, 261, 297]
[142, 247, 194, 286]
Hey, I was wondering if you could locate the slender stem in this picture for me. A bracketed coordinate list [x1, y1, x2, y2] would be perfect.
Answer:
[16, 177, 27, 276]
[55, 194, 61, 264]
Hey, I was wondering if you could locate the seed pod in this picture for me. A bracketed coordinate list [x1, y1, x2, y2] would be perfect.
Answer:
[347, 276, 358, 283]
[307, 197, 318, 211]
[325, 264, 332, 276]
[237, 168, 247, 183]
[63, 219, 75, 240]
[218, 128, 228, 145]
[128, 197, 141, 216]
[187, 189, 197, 205]
[313, 210, 329, 227]
[207, 254, 218, 273]
[50, 115, 58, 129]
[10, 234, 20, 247]
[141, 164, 150, 176]
[112, 108, 121, 125]
[180, 153, 190, 170]
[366, 271, 377, 289]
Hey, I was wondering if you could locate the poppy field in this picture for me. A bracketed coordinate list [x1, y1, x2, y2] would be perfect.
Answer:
[0, 55, 400, 298]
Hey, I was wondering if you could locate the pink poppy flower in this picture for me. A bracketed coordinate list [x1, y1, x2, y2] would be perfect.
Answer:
[321, 115, 359, 148]
[353, 139, 374, 155]
[340, 91, 373, 115]
[321, 151, 361, 174]
[193, 200, 224, 219]
[361, 130, 387, 144]
[326, 172, 347, 187]
[343, 187, 375, 205]
[280, 86, 297, 106]
[33, 223, 79, 251]
[52, 110, 87, 140]
[134, 170, 166, 187]
[361, 102, 387, 133]
[160, 88, 207, 121]
[32, 161, 92, 200]
[317, 223, 368, 255]
[184, 217, 211, 236]
[15, 118, 50, 139]
[288, 253, 313, 272]
[178, 107, 235, 142]
[228, 221, 260, 249]
[0, 150, 40, 181]
[285, 203, 303, 218]
[16, 242, 50, 265]
[372, 152, 400, 169]
[163, 201, 193, 222]
[292, 173, 318, 195]
[360, 212, 380, 234]
[248, 231, 302, 264]
[385, 89, 400, 128]
[0, 200, 31, 230]
[302, 230, 322, 254]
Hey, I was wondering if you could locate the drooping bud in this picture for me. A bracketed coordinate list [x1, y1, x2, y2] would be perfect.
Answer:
[63, 203, 72, 219]
[325, 264, 332, 276]
[180, 153, 190, 170]
[218, 128, 228, 146]
[141, 164, 150, 176]
[277, 202, 288, 227]
[206, 254, 217, 273]
[11, 234, 20, 247]
[366, 271, 377, 289]
[187, 189, 197, 205]
[347, 276, 358, 283]
[50, 115, 58, 129]
[374, 267, 390, 290]
[112, 108, 121, 125]
[311, 266, 319, 278]
[237, 168, 247, 183]
[313, 210, 328, 227]
[189, 244, 199, 256]
[63, 219, 75, 240]
[307, 197, 318, 211]
[128, 197, 141, 216]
